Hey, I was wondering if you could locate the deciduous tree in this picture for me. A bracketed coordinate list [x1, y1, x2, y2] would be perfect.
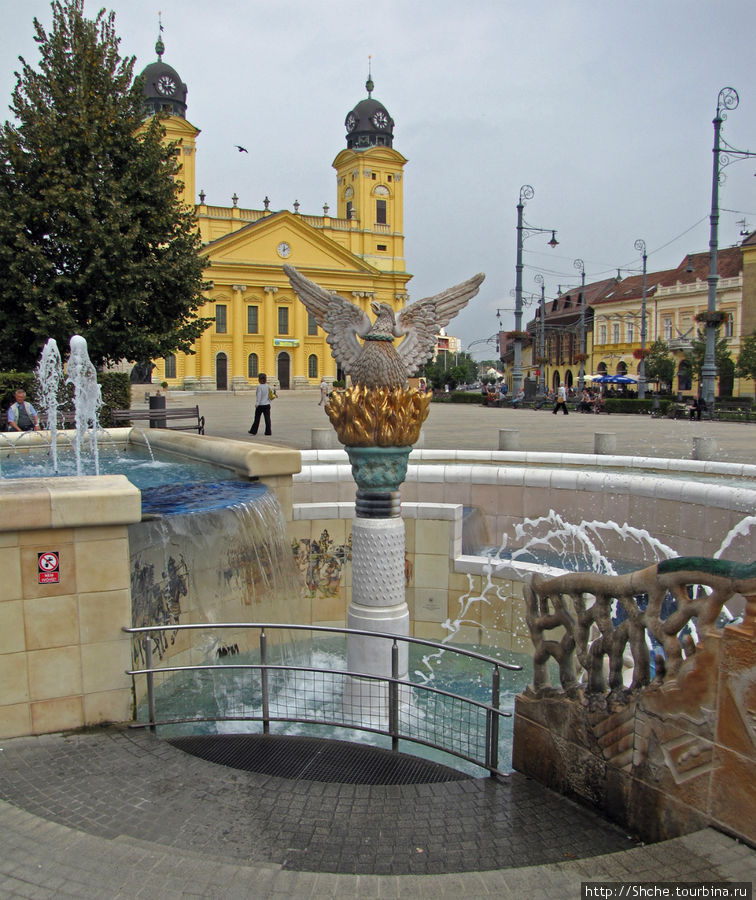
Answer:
[0, 0, 210, 370]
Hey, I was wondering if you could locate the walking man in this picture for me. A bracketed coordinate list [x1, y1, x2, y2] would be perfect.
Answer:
[553, 383, 569, 415]
[248, 373, 273, 436]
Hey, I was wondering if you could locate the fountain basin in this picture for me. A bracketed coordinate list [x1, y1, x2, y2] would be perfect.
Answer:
[0, 429, 302, 739]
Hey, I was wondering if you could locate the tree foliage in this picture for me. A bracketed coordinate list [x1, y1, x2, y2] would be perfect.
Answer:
[0, 0, 211, 370]
[735, 330, 756, 396]
[643, 339, 675, 389]
[687, 329, 732, 382]
[420, 351, 478, 389]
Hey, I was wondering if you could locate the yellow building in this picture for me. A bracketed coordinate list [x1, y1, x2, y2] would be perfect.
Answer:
[140, 42, 411, 390]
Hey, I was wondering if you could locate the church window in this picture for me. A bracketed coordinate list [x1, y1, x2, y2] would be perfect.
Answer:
[346, 201, 353, 220]
[248, 353, 259, 378]
[278, 307, 289, 334]
[308, 312, 318, 335]
[371, 173, 376, 180]
[377, 244, 387, 251]
[387, 175, 392, 182]
[247, 306, 259, 334]
[164, 354, 176, 379]
[215, 304, 227, 334]
[376, 199, 387, 224]
[308, 355, 318, 378]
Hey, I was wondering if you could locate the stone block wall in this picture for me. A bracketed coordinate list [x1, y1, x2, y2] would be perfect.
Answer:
[0, 476, 141, 739]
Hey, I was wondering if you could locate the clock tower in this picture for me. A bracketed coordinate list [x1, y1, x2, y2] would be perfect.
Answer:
[139, 31, 198, 210]
[333, 70, 407, 273]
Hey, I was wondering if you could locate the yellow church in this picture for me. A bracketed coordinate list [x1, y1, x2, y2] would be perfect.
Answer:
[140, 38, 411, 391]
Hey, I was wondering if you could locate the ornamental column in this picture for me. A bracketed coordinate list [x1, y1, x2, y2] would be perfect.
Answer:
[231, 284, 247, 390]
[263, 286, 278, 380]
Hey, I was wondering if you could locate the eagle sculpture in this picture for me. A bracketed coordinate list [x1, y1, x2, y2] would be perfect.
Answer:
[284, 265, 485, 389]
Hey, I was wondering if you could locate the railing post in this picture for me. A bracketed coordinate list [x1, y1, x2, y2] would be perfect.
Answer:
[260, 629, 270, 734]
[144, 636, 156, 732]
[389, 640, 399, 753]
[487, 665, 501, 776]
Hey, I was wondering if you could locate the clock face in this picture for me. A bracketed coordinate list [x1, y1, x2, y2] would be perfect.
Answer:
[277, 241, 291, 259]
[156, 75, 176, 96]
[345, 112, 358, 132]
[372, 110, 389, 129]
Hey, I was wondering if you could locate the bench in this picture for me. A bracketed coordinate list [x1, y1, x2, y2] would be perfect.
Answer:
[0, 410, 77, 429]
[110, 405, 205, 434]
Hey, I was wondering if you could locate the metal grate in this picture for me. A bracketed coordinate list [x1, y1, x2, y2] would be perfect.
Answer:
[169, 734, 470, 785]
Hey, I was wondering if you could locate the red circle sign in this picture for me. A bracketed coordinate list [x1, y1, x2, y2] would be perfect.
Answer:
[38, 552, 59, 571]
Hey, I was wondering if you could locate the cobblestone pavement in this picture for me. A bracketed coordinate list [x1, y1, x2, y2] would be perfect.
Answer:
[1, 728, 753, 898]
[140, 388, 756, 464]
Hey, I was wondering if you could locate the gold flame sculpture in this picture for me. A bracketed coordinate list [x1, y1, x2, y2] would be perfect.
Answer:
[326, 385, 432, 447]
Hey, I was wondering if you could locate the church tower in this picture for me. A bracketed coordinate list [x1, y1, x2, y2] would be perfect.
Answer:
[332, 67, 407, 274]
[139, 27, 199, 210]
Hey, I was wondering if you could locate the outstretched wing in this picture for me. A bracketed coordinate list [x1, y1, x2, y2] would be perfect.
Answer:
[396, 273, 485, 374]
[284, 265, 371, 372]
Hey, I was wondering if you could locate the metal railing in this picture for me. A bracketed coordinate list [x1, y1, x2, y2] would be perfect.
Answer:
[123, 623, 522, 777]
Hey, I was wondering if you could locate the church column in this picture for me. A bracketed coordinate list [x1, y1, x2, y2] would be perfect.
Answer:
[263, 286, 278, 382]
[198, 299, 215, 390]
[291, 298, 307, 390]
[231, 284, 247, 391]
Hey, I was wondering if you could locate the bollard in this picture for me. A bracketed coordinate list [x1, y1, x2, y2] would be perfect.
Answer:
[594, 432, 616, 455]
[498, 428, 520, 451]
[692, 436, 717, 461]
[311, 427, 334, 450]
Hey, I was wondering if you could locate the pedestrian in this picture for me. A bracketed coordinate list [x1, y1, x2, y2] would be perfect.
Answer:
[319, 376, 329, 407]
[248, 373, 273, 436]
[553, 384, 569, 415]
[6, 388, 40, 431]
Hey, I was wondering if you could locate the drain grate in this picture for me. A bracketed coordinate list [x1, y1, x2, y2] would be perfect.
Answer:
[168, 734, 471, 785]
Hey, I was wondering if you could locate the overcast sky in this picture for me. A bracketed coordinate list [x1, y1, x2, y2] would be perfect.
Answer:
[2, 0, 756, 357]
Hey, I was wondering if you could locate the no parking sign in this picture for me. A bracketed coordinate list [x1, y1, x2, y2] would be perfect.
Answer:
[38, 551, 60, 584]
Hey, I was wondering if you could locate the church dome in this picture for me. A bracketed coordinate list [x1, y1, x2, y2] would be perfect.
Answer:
[344, 71, 394, 150]
[140, 36, 187, 118]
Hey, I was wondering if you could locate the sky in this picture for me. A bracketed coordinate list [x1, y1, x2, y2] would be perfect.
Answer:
[1, 0, 756, 358]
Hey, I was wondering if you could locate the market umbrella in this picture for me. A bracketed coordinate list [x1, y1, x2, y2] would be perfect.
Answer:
[589, 375, 638, 384]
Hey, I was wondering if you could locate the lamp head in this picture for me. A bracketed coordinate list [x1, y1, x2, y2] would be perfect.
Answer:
[548, 231, 559, 248]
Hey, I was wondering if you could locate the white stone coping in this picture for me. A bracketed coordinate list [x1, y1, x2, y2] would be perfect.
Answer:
[127, 429, 301, 478]
[3, 428, 302, 479]
[299, 447, 756, 481]
[295, 458, 756, 513]
[0, 474, 141, 531]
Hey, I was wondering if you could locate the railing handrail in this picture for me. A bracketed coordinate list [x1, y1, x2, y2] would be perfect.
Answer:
[122, 621, 522, 672]
[124, 622, 522, 776]
[125, 661, 511, 717]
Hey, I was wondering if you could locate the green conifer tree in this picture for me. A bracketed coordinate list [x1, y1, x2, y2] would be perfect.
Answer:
[0, 0, 210, 370]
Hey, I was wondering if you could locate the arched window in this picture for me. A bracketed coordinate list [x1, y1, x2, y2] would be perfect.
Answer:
[248, 353, 259, 378]
[617, 361, 627, 376]
[308, 354, 318, 379]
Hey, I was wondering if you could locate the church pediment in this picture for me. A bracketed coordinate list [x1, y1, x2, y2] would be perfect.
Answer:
[200, 210, 381, 275]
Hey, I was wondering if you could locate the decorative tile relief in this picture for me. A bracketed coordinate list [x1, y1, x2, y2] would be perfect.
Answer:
[292, 529, 352, 599]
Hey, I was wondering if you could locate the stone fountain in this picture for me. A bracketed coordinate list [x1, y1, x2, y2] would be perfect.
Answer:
[285, 264, 484, 721]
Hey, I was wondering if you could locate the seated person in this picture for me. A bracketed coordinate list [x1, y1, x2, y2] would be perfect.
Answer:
[511, 388, 525, 408]
[579, 389, 593, 413]
[7, 388, 40, 432]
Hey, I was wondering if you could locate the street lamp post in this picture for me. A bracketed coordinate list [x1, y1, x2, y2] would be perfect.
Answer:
[513, 185, 558, 396]
[703, 87, 755, 413]
[634, 239, 648, 400]
[534, 273, 546, 394]
[574, 259, 586, 393]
